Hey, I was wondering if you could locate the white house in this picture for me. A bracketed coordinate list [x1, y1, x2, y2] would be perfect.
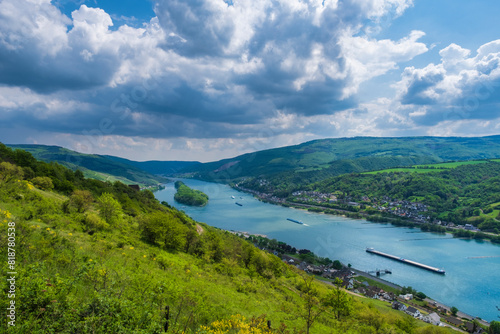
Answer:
[405, 307, 421, 318]
[399, 293, 413, 301]
[423, 312, 441, 326]
[392, 301, 407, 312]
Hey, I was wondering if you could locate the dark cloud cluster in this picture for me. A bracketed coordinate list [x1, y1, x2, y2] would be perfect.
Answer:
[0, 0, 448, 157]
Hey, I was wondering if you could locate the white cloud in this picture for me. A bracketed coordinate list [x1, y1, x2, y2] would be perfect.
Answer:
[0, 0, 436, 160]
[396, 39, 500, 126]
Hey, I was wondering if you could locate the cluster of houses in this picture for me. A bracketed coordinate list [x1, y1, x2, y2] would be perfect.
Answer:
[373, 198, 430, 222]
[289, 191, 433, 223]
[392, 301, 441, 325]
[279, 253, 486, 333]
[291, 191, 335, 203]
[234, 184, 287, 204]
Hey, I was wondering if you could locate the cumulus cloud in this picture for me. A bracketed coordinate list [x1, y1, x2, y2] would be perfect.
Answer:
[396, 39, 500, 126]
[0, 0, 433, 159]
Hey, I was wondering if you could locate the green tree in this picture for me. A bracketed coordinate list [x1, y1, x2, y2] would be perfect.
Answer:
[325, 277, 352, 320]
[450, 306, 458, 316]
[97, 192, 122, 225]
[140, 212, 187, 251]
[332, 260, 343, 270]
[415, 291, 427, 301]
[0, 161, 24, 182]
[490, 321, 500, 334]
[70, 190, 93, 213]
[31, 176, 54, 190]
[298, 274, 325, 334]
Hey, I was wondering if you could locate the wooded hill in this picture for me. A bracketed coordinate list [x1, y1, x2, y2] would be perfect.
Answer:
[182, 136, 500, 190]
[7, 144, 167, 187]
[0, 143, 462, 333]
[309, 161, 500, 231]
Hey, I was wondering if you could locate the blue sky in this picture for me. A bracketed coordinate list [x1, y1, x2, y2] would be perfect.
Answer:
[0, 0, 499, 162]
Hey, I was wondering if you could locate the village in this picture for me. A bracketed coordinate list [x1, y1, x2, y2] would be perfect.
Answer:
[235, 183, 484, 234]
[278, 254, 486, 334]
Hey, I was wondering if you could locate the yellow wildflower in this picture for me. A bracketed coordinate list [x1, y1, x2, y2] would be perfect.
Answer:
[129, 247, 134, 250]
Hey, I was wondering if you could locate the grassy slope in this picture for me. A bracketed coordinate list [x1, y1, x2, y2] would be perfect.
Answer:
[7, 144, 166, 186]
[364, 160, 490, 174]
[0, 151, 459, 333]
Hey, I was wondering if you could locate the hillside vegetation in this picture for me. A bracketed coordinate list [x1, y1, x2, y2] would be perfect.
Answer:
[174, 181, 209, 206]
[7, 144, 166, 187]
[0, 143, 460, 333]
[103, 155, 201, 176]
[310, 161, 500, 231]
[183, 136, 500, 190]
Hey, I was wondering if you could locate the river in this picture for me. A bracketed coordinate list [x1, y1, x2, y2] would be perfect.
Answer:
[155, 179, 500, 322]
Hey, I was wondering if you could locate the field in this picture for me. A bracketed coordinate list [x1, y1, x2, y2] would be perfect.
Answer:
[364, 160, 490, 174]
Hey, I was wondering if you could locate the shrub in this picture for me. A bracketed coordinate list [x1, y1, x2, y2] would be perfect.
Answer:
[97, 193, 122, 225]
[83, 212, 109, 231]
[31, 176, 54, 190]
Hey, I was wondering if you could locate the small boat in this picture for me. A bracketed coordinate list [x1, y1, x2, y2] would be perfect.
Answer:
[287, 218, 304, 225]
[235, 202, 243, 206]
[231, 196, 235, 199]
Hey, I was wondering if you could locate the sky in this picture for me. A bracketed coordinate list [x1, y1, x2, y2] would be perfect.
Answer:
[0, 0, 499, 162]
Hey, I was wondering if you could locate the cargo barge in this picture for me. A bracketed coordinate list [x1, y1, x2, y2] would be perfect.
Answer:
[287, 218, 304, 225]
[366, 248, 445, 274]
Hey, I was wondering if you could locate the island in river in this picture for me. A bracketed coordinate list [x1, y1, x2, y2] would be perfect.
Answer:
[174, 181, 209, 206]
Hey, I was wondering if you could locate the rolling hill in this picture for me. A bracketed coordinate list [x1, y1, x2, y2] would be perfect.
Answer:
[181, 136, 500, 189]
[103, 155, 201, 175]
[7, 144, 168, 186]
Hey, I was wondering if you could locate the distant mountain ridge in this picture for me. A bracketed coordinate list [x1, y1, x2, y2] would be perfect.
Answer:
[180, 135, 500, 186]
[7, 144, 169, 186]
[8, 135, 500, 189]
[103, 155, 201, 175]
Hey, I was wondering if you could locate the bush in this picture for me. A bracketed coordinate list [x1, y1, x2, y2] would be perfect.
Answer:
[139, 212, 188, 251]
[31, 176, 54, 190]
[83, 212, 109, 231]
[97, 193, 122, 225]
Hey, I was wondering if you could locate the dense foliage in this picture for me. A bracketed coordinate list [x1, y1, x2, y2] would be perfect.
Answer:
[0, 144, 460, 333]
[311, 161, 500, 230]
[7, 144, 166, 186]
[186, 136, 500, 188]
[174, 181, 209, 206]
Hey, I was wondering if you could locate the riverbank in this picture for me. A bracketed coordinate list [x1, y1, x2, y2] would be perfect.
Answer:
[154, 179, 500, 322]
[235, 228, 490, 330]
[234, 185, 500, 245]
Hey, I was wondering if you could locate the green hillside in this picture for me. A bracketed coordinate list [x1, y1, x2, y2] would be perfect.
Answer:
[183, 136, 500, 190]
[0, 143, 463, 333]
[103, 155, 201, 175]
[309, 161, 500, 232]
[364, 160, 491, 174]
[7, 144, 166, 187]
